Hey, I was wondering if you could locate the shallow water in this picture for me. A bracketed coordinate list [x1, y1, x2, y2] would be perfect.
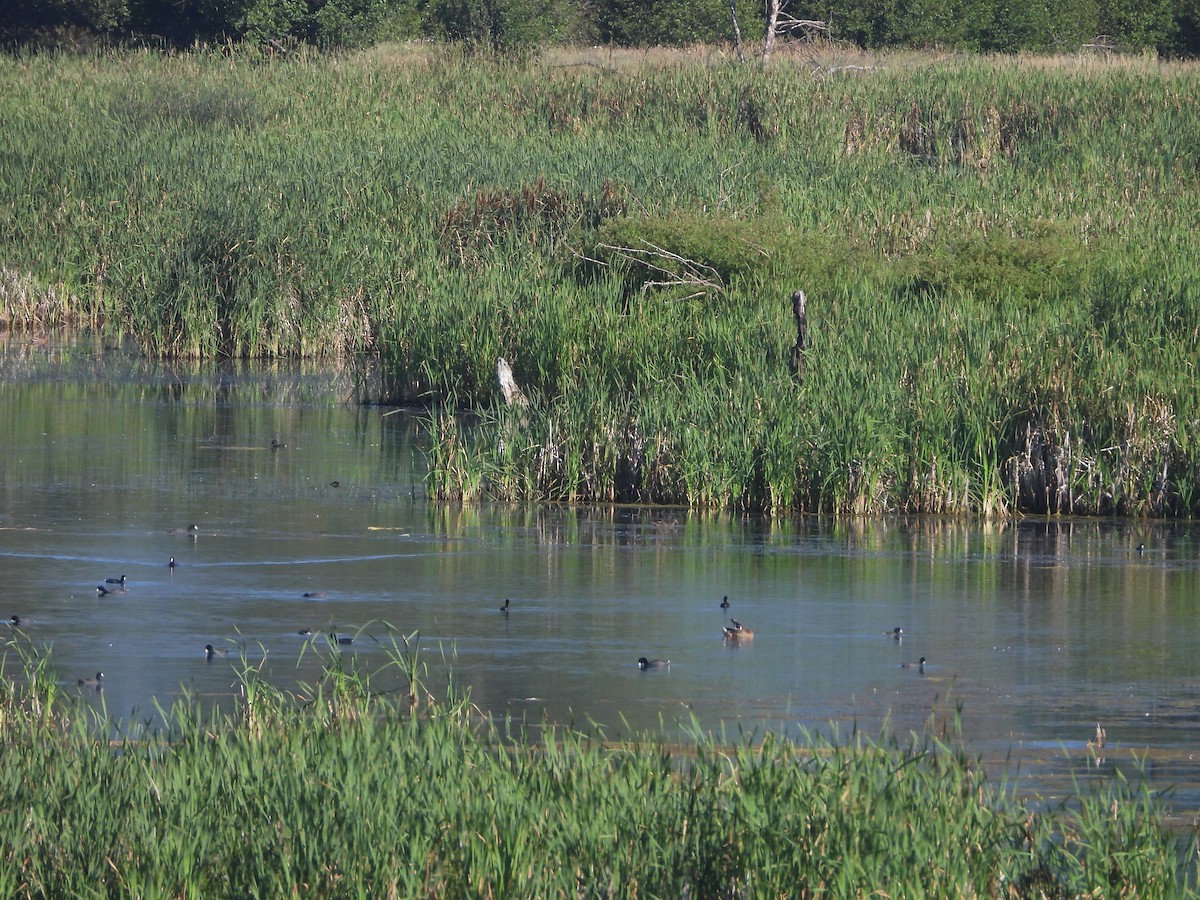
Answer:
[3, 336, 1200, 813]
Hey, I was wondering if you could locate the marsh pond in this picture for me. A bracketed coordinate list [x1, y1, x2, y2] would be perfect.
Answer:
[3, 335, 1200, 814]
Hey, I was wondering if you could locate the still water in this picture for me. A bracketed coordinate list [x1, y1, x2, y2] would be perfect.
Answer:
[3, 336, 1200, 811]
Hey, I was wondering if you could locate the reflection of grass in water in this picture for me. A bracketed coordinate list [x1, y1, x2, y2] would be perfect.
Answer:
[0, 635, 1191, 895]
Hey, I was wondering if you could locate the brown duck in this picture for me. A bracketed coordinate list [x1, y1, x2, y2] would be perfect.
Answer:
[723, 618, 754, 641]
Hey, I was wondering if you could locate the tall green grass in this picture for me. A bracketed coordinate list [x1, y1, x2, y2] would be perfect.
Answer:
[1, 45, 1198, 514]
[0, 634, 1192, 895]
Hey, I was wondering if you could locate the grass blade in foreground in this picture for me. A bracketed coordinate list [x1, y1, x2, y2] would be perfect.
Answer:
[0, 637, 1192, 895]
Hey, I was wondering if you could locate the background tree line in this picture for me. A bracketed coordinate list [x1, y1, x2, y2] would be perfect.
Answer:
[4, 0, 1199, 56]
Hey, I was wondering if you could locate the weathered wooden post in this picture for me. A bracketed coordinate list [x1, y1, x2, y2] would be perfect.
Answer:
[496, 357, 527, 407]
[787, 289, 807, 380]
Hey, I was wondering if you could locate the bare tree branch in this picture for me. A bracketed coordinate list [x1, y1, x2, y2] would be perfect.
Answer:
[762, 0, 828, 67]
[775, 16, 828, 39]
[730, 0, 745, 62]
[595, 241, 727, 296]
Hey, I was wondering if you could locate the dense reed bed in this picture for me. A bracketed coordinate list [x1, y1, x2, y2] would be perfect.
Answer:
[0, 635, 1192, 896]
[2, 45, 1198, 515]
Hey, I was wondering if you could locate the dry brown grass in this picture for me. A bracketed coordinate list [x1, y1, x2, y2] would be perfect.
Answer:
[0, 267, 79, 332]
[358, 38, 1200, 79]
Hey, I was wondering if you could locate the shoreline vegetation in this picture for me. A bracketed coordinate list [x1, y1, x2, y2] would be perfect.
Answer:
[0, 636, 1193, 895]
[2, 44, 1199, 517]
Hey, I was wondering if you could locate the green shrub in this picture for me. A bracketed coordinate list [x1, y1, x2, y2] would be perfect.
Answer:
[423, 0, 578, 50]
[592, 210, 889, 307]
[900, 220, 1093, 307]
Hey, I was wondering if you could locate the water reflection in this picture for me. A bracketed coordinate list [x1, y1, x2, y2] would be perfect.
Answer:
[2, 337, 1200, 814]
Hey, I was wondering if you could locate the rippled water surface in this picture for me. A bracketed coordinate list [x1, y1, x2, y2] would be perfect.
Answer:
[3, 336, 1200, 812]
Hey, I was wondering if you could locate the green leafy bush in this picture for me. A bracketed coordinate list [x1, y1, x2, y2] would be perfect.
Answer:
[900, 221, 1093, 307]
[592, 210, 881, 301]
[423, 0, 579, 50]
